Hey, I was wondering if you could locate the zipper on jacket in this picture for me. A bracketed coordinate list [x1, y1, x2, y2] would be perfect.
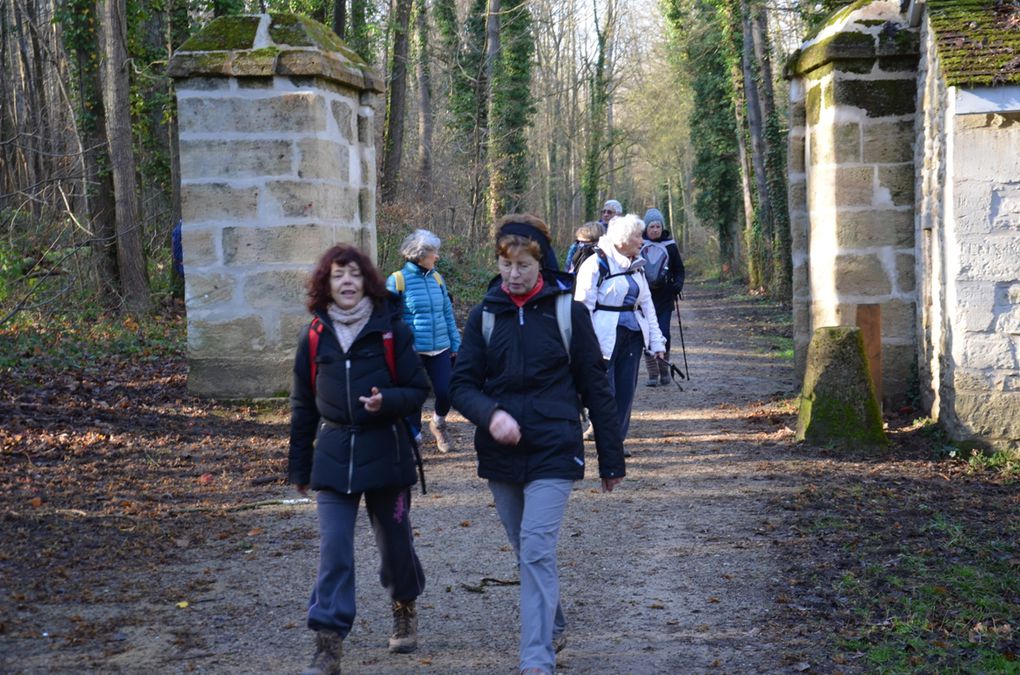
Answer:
[393, 425, 401, 463]
[518, 306, 524, 326]
[345, 359, 355, 494]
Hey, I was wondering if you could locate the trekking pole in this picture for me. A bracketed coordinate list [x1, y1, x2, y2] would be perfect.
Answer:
[674, 296, 690, 381]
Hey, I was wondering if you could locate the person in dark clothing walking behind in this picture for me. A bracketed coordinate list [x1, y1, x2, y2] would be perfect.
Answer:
[640, 207, 686, 386]
[289, 244, 431, 675]
[450, 214, 626, 675]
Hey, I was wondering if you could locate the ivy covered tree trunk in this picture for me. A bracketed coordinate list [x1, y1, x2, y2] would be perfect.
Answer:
[99, 0, 150, 313]
[381, 0, 412, 203]
[751, 2, 791, 299]
[485, 0, 533, 219]
[59, 0, 119, 301]
[581, 2, 612, 221]
[348, 0, 375, 64]
[415, 0, 433, 198]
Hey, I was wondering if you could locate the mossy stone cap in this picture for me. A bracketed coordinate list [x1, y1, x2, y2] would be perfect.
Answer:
[169, 13, 383, 93]
[787, 0, 918, 78]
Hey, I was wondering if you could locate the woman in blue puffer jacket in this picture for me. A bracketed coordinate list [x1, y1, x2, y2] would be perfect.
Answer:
[386, 229, 462, 452]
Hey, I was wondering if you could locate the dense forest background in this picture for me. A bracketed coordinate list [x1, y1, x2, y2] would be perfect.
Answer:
[0, 0, 856, 320]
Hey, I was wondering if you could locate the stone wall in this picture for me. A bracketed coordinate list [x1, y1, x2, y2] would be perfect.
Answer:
[916, 11, 1020, 448]
[170, 14, 383, 397]
[787, 0, 920, 407]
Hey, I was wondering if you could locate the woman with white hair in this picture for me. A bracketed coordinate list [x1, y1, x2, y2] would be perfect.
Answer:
[573, 214, 666, 455]
[387, 229, 461, 452]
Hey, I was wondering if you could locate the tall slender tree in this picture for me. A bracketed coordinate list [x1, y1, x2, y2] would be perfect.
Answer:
[381, 0, 413, 203]
[414, 0, 434, 198]
[100, 0, 150, 312]
[486, 0, 534, 218]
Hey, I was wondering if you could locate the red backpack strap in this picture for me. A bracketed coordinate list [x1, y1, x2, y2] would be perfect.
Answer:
[382, 331, 397, 382]
[308, 317, 324, 395]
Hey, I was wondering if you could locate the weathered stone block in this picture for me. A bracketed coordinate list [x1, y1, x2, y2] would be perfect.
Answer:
[789, 134, 806, 174]
[176, 77, 231, 92]
[796, 326, 886, 446]
[188, 356, 293, 398]
[993, 281, 1020, 333]
[263, 181, 358, 220]
[357, 109, 373, 144]
[961, 333, 1019, 370]
[178, 94, 328, 134]
[244, 269, 310, 308]
[955, 281, 996, 333]
[185, 272, 236, 308]
[181, 227, 219, 267]
[895, 253, 916, 294]
[862, 120, 915, 163]
[180, 139, 292, 179]
[833, 166, 876, 207]
[881, 298, 916, 340]
[835, 210, 914, 248]
[810, 122, 860, 164]
[952, 391, 1020, 443]
[990, 183, 1020, 231]
[332, 100, 355, 142]
[223, 224, 332, 265]
[182, 183, 260, 223]
[833, 78, 916, 118]
[958, 237, 1020, 282]
[881, 342, 916, 407]
[953, 120, 1020, 180]
[297, 139, 350, 182]
[189, 315, 266, 354]
[877, 164, 914, 207]
[358, 187, 374, 225]
[280, 311, 313, 350]
[834, 254, 891, 296]
[360, 155, 375, 189]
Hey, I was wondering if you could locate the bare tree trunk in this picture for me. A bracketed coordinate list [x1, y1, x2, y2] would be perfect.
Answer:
[415, 0, 433, 199]
[100, 0, 150, 312]
[381, 0, 412, 203]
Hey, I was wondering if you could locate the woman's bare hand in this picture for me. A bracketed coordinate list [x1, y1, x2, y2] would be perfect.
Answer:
[489, 410, 521, 445]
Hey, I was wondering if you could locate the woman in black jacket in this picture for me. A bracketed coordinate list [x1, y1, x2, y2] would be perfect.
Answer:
[641, 207, 686, 387]
[289, 244, 430, 675]
[450, 214, 626, 675]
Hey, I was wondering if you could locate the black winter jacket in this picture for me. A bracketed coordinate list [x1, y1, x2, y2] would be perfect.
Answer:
[288, 298, 430, 494]
[450, 271, 625, 483]
[643, 228, 686, 312]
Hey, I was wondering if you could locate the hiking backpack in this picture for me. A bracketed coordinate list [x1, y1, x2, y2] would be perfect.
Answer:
[307, 317, 396, 395]
[481, 293, 574, 363]
[391, 269, 446, 296]
[568, 241, 597, 274]
[640, 240, 671, 290]
[306, 317, 427, 493]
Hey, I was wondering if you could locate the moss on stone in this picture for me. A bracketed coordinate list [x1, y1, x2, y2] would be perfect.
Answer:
[178, 15, 260, 51]
[834, 78, 916, 117]
[796, 326, 887, 447]
[928, 0, 1020, 87]
[269, 13, 311, 47]
[791, 30, 877, 77]
[806, 83, 823, 125]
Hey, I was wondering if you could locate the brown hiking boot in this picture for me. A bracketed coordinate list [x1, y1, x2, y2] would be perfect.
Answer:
[644, 353, 659, 386]
[429, 417, 451, 453]
[388, 599, 418, 653]
[658, 358, 671, 386]
[302, 630, 342, 675]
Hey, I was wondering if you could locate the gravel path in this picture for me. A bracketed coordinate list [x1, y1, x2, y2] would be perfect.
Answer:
[4, 282, 802, 674]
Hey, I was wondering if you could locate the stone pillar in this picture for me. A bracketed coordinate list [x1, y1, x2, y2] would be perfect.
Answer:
[169, 13, 383, 398]
[786, 0, 919, 406]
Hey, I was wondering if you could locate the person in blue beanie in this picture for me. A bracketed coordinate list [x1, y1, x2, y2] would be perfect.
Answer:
[640, 207, 685, 386]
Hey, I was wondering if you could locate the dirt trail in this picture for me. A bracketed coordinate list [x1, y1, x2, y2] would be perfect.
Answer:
[3, 282, 804, 674]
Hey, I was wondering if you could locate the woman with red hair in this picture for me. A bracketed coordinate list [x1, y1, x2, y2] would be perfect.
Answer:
[289, 244, 430, 675]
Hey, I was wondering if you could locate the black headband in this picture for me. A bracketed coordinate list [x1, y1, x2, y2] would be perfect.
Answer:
[498, 221, 557, 270]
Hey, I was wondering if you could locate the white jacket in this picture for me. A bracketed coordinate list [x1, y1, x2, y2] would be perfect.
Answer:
[574, 236, 667, 360]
